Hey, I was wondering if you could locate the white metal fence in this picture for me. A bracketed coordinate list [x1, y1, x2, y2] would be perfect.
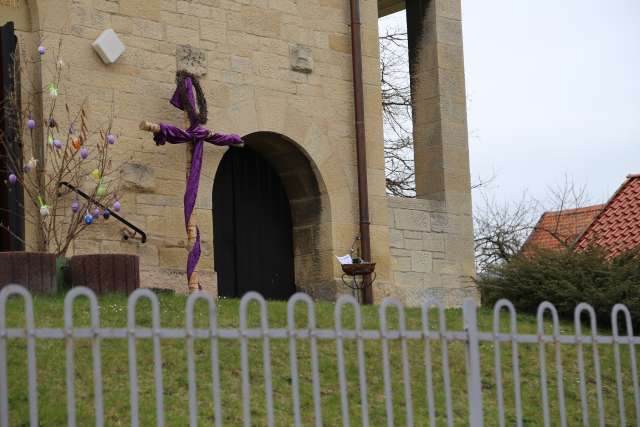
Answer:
[0, 284, 639, 426]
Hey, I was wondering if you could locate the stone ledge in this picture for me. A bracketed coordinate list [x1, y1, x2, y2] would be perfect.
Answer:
[387, 196, 447, 213]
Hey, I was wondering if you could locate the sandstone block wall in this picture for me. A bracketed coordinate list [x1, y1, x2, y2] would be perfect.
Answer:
[4, 0, 391, 297]
[387, 196, 477, 307]
[2, 0, 478, 306]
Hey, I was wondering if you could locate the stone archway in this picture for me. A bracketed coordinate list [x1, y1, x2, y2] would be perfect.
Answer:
[212, 131, 334, 298]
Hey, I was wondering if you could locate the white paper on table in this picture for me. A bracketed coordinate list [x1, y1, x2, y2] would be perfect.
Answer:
[335, 254, 353, 265]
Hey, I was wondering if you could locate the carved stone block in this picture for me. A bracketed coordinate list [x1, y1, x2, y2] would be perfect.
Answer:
[176, 44, 207, 76]
[289, 44, 313, 73]
[121, 162, 155, 192]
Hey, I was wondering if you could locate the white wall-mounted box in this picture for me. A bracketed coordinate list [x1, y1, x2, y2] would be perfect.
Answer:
[92, 29, 125, 64]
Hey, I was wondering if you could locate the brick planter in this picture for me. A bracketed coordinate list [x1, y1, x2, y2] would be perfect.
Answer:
[70, 254, 140, 295]
[0, 252, 58, 294]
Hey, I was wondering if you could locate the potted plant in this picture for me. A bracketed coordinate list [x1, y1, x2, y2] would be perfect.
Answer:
[0, 38, 136, 293]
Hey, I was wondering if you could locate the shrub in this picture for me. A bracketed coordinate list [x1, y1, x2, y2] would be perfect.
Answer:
[477, 246, 640, 330]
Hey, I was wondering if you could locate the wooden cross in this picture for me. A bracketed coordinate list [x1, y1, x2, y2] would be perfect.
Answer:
[140, 72, 243, 292]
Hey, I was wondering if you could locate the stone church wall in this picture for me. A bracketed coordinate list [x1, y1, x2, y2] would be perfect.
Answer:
[3, 0, 477, 305]
[387, 196, 477, 307]
[4, 0, 391, 297]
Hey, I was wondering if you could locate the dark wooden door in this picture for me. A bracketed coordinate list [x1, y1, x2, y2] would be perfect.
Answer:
[213, 147, 296, 300]
[0, 22, 24, 252]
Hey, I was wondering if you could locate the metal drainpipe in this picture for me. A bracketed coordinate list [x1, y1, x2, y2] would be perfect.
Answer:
[349, 0, 373, 304]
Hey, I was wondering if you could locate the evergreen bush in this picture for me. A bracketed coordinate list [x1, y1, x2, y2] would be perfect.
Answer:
[477, 246, 640, 330]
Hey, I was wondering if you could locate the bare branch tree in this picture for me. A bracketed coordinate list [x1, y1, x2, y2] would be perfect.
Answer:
[473, 175, 598, 272]
[473, 192, 539, 272]
[1, 37, 125, 256]
[379, 29, 492, 197]
[379, 28, 415, 197]
[528, 174, 596, 249]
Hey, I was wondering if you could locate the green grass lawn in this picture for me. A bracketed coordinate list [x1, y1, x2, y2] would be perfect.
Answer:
[2, 293, 638, 426]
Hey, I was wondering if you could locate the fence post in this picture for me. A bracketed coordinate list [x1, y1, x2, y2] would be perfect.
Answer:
[464, 298, 484, 427]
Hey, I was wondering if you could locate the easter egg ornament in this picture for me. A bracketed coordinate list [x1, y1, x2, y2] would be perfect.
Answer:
[24, 157, 37, 173]
[38, 197, 49, 217]
[90, 169, 101, 181]
[47, 83, 59, 97]
[79, 147, 89, 159]
[71, 200, 80, 213]
[27, 118, 35, 129]
[106, 133, 116, 145]
[92, 208, 100, 219]
[103, 209, 111, 220]
[53, 139, 62, 149]
[96, 184, 106, 197]
[8, 173, 17, 185]
[113, 200, 121, 212]
[84, 213, 93, 225]
[38, 45, 45, 55]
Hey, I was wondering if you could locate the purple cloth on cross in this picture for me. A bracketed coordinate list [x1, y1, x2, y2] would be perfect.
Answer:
[152, 77, 243, 284]
[169, 77, 194, 111]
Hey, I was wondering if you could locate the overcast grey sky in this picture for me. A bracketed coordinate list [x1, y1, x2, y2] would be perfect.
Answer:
[380, 0, 640, 207]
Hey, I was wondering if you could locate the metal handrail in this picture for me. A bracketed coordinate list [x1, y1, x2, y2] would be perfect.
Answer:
[57, 181, 147, 243]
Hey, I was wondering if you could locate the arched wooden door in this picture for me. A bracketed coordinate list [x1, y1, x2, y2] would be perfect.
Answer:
[213, 147, 296, 300]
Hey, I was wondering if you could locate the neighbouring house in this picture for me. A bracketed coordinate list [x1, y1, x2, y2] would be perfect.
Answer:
[522, 174, 640, 257]
[575, 174, 640, 257]
[521, 205, 604, 254]
[1, 0, 475, 306]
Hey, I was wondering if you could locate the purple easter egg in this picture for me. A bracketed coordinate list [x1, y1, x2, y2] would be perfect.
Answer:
[27, 119, 35, 129]
[8, 174, 17, 185]
[103, 209, 111, 220]
[38, 46, 45, 55]
[106, 134, 116, 145]
[84, 214, 93, 225]
[113, 200, 121, 212]
[71, 200, 80, 213]
[92, 208, 100, 218]
[53, 139, 62, 149]
[79, 147, 89, 160]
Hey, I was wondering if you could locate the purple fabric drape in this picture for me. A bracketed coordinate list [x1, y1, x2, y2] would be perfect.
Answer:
[152, 77, 243, 284]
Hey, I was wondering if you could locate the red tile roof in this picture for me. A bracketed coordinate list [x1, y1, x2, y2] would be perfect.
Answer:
[522, 205, 605, 254]
[575, 175, 640, 257]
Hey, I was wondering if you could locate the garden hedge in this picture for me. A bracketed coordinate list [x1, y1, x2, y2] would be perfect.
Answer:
[477, 246, 640, 330]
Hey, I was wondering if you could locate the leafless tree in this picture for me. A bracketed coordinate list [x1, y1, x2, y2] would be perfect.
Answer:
[473, 175, 597, 272]
[1, 37, 123, 255]
[473, 192, 539, 272]
[379, 28, 415, 197]
[535, 174, 595, 248]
